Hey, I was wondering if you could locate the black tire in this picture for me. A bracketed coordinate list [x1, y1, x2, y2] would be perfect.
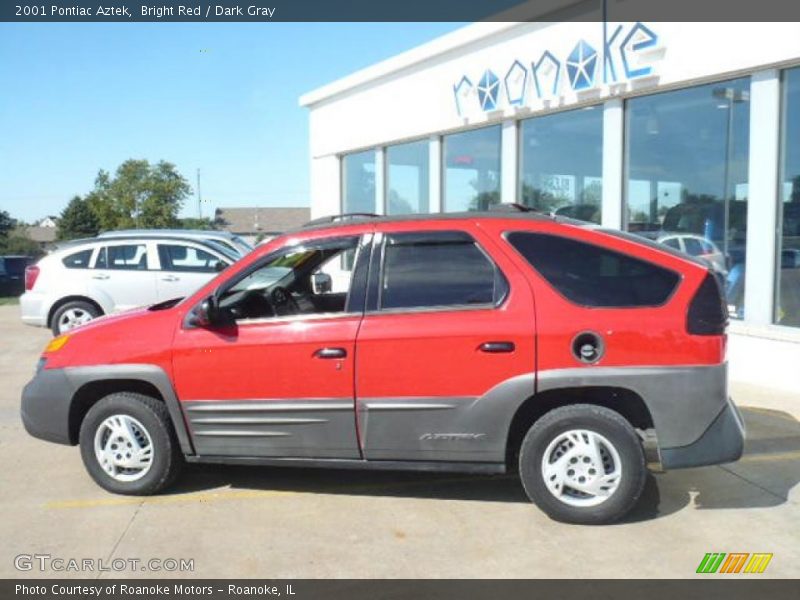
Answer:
[51, 300, 101, 336]
[518, 404, 646, 525]
[79, 392, 183, 495]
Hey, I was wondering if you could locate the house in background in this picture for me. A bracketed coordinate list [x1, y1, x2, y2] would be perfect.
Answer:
[214, 207, 310, 244]
[36, 216, 59, 229]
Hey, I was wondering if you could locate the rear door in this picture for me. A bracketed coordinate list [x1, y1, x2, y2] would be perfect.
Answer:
[354, 224, 536, 463]
[89, 241, 158, 312]
[155, 241, 230, 301]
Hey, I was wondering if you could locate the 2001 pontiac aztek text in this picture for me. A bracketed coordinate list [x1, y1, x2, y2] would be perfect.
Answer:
[21, 210, 745, 524]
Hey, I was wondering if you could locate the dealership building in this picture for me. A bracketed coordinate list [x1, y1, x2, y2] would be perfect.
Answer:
[300, 20, 800, 392]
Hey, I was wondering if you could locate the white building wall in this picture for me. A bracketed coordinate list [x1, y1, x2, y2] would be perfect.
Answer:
[302, 21, 800, 393]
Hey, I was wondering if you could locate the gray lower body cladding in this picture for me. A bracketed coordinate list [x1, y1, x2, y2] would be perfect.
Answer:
[22, 362, 742, 472]
[183, 400, 361, 459]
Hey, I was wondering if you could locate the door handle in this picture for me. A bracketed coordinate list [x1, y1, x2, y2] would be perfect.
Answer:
[313, 347, 347, 359]
[161, 275, 179, 282]
[479, 341, 515, 353]
[91, 274, 109, 280]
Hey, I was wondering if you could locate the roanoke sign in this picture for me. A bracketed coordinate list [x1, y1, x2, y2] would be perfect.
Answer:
[453, 22, 662, 116]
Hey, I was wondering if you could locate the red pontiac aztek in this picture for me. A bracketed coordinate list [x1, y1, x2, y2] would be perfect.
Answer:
[21, 208, 744, 524]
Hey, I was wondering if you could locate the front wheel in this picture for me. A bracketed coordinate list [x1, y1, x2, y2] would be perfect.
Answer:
[519, 404, 646, 524]
[79, 392, 183, 495]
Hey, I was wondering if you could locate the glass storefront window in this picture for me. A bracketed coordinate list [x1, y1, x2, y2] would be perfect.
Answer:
[777, 68, 800, 327]
[341, 150, 376, 214]
[625, 78, 751, 318]
[519, 106, 603, 223]
[385, 140, 429, 214]
[443, 126, 501, 212]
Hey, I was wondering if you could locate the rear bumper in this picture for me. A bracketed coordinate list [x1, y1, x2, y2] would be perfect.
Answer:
[659, 396, 745, 469]
[19, 292, 47, 327]
[20, 368, 75, 445]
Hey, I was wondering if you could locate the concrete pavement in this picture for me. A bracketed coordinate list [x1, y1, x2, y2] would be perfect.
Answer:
[1, 305, 798, 578]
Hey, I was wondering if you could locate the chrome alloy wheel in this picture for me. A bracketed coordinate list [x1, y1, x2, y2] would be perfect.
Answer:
[541, 429, 622, 507]
[58, 308, 94, 332]
[93, 415, 154, 482]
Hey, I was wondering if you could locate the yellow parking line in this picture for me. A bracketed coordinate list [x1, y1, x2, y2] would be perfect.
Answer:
[739, 450, 800, 463]
[45, 489, 293, 510]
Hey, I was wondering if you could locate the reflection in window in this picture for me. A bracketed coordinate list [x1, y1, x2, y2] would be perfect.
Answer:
[386, 140, 429, 214]
[443, 126, 501, 212]
[342, 150, 375, 214]
[625, 78, 750, 318]
[519, 106, 603, 223]
[777, 68, 800, 327]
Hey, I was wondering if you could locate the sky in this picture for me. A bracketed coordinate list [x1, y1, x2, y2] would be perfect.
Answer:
[0, 22, 463, 223]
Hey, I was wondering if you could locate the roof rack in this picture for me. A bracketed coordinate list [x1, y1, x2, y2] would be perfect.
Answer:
[302, 213, 380, 227]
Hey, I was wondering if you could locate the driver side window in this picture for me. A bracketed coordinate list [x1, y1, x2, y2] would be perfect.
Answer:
[220, 236, 361, 321]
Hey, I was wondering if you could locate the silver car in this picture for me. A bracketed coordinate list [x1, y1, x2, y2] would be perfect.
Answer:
[97, 229, 252, 256]
[20, 236, 233, 335]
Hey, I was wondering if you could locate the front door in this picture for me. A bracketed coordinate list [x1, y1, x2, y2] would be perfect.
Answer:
[172, 235, 368, 459]
[355, 226, 536, 463]
[154, 241, 230, 301]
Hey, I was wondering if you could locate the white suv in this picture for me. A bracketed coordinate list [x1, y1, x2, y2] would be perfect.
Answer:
[20, 237, 234, 335]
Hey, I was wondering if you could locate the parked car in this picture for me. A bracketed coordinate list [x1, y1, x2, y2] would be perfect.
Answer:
[656, 233, 727, 274]
[20, 236, 233, 335]
[98, 229, 252, 257]
[0, 255, 35, 297]
[20, 210, 743, 524]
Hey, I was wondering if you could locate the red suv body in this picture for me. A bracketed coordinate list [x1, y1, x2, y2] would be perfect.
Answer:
[21, 211, 745, 523]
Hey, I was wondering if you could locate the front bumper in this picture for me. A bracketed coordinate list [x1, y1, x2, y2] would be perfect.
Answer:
[659, 396, 745, 469]
[20, 368, 75, 445]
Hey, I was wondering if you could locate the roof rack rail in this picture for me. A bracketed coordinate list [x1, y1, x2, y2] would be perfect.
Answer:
[302, 213, 380, 227]
[488, 203, 537, 213]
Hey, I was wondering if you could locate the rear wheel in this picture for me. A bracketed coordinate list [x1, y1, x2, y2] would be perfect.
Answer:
[51, 300, 100, 335]
[519, 404, 646, 524]
[79, 392, 183, 495]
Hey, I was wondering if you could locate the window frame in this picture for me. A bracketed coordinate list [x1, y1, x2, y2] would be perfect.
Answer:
[93, 241, 152, 271]
[367, 229, 509, 315]
[503, 230, 682, 309]
[209, 234, 369, 326]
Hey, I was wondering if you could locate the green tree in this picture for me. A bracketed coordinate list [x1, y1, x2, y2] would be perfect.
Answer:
[178, 217, 216, 230]
[57, 196, 100, 240]
[86, 159, 191, 230]
[0, 234, 42, 257]
[0, 210, 16, 239]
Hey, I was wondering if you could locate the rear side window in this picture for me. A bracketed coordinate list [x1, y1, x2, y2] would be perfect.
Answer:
[62, 249, 93, 269]
[507, 232, 679, 307]
[379, 231, 505, 310]
[95, 244, 148, 270]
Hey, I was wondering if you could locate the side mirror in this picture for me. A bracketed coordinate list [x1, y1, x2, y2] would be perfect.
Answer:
[186, 295, 235, 329]
[312, 272, 333, 294]
[214, 261, 228, 272]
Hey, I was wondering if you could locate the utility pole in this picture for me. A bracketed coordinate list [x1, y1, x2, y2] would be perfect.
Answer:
[196, 168, 203, 219]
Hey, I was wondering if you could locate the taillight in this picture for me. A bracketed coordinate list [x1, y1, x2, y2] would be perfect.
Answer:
[687, 272, 728, 335]
[24, 265, 40, 291]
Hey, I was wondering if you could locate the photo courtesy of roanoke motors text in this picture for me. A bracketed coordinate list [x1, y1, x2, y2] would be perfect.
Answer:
[1, 0, 799, 598]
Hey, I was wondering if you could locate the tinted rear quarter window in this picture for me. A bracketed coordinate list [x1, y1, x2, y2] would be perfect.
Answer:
[380, 232, 503, 310]
[62, 249, 93, 269]
[507, 232, 679, 307]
